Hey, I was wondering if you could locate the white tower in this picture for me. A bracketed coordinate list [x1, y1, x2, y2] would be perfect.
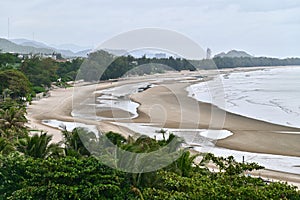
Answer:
[206, 48, 212, 59]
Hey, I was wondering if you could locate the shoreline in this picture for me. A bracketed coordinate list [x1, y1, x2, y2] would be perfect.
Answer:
[130, 82, 300, 157]
[26, 67, 300, 188]
[26, 68, 300, 156]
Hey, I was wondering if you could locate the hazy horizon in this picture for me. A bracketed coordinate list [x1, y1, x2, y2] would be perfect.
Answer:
[1, 0, 300, 58]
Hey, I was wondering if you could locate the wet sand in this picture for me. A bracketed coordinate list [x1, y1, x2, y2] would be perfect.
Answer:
[26, 69, 300, 188]
[131, 83, 300, 157]
[27, 70, 300, 157]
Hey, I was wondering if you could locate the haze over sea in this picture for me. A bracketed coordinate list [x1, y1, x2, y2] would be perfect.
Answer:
[188, 66, 300, 129]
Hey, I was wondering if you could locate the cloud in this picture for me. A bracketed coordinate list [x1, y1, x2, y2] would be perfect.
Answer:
[0, 0, 299, 57]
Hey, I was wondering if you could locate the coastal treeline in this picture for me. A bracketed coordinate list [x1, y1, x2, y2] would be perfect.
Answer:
[2, 51, 300, 99]
[0, 53, 83, 98]
[192, 57, 300, 69]
[0, 51, 195, 97]
[77, 50, 196, 81]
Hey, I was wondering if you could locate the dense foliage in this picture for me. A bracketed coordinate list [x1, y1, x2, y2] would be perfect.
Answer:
[142, 170, 299, 200]
[0, 53, 83, 97]
[56, 58, 83, 82]
[192, 57, 300, 69]
[1, 52, 300, 96]
[78, 51, 196, 81]
[0, 115, 298, 199]
[213, 57, 300, 69]
[0, 155, 132, 200]
[0, 52, 195, 96]
[0, 70, 31, 99]
[20, 57, 59, 88]
[0, 53, 21, 68]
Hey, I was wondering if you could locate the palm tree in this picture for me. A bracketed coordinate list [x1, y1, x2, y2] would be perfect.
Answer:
[17, 131, 62, 158]
[171, 151, 199, 177]
[0, 106, 28, 140]
[61, 128, 93, 157]
[105, 131, 127, 146]
[117, 133, 186, 187]
[0, 137, 15, 155]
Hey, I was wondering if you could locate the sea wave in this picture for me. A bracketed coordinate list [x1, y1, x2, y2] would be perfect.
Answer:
[187, 66, 300, 128]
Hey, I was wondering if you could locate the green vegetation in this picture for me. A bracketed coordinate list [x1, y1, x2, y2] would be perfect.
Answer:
[214, 50, 253, 58]
[213, 57, 300, 69]
[0, 38, 55, 55]
[57, 58, 83, 82]
[0, 100, 298, 199]
[0, 155, 132, 200]
[0, 69, 31, 100]
[192, 57, 300, 69]
[0, 51, 300, 199]
[1, 51, 300, 98]
[0, 51, 194, 98]
[0, 53, 83, 98]
[17, 132, 62, 159]
[20, 57, 59, 88]
[0, 101, 28, 142]
[77, 50, 196, 81]
[0, 53, 21, 68]
[0, 121, 298, 199]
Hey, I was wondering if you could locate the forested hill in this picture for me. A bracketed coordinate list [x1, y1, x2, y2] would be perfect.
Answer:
[0, 38, 55, 54]
[214, 50, 253, 58]
[191, 57, 300, 69]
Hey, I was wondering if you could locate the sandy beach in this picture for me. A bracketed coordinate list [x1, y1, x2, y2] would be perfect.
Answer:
[26, 82, 138, 141]
[26, 69, 300, 188]
[131, 82, 300, 157]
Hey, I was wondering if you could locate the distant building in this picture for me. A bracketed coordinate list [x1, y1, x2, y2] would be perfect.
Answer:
[131, 61, 138, 65]
[2, 52, 69, 62]
[38, 53, 57, 60]
[206, 48, 212, 59]
[11, 53, 33, 59]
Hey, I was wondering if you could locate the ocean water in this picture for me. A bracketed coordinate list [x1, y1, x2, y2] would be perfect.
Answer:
[194, 146, 300, 175]
[187, 66, 300, 128]
[42, 119, 300, 174]
[65, 69, 300, 174]
[113, 122, 300, 174]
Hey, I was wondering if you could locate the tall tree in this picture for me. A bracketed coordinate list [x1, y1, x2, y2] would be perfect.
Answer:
[0, 69, 31, 99]
[20, 57, 58, 88]
[0, 137, 15, 155]
[0, 106, 28, 140]
[61, 128, 94, 157]
[17, 132, 62, 159]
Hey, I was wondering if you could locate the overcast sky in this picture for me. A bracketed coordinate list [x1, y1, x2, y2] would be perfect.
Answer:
[0, 0, 300, 57]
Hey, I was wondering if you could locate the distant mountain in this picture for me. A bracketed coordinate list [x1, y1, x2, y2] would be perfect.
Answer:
[11, 38, 50, 49]
[5, 38, 91, 57]
[103, 48, 128, 56]
[0, 38, 55, 54]
[101, 48, 178, 58]
[51, 43, 92, 53]
[214, 50, 253, 58]
[74, 49, 92, 57]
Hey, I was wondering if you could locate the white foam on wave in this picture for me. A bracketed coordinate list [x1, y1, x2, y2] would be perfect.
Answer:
[200, 130, 233, 140]
[95, 82, 152, 119]
[41, 119, 300, 174]
[113, 122, 300, 174]
[112, 122, 233, 141]
[42, 119, 99, 134]
[187, 66, 300, 128]
[194, 146, 300, 175]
